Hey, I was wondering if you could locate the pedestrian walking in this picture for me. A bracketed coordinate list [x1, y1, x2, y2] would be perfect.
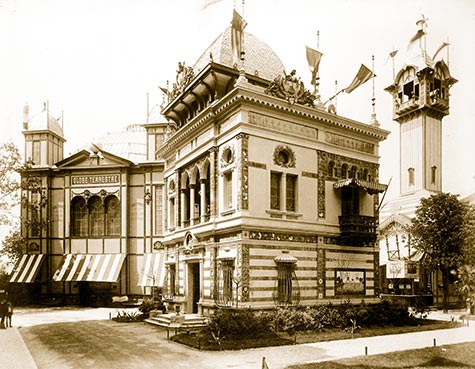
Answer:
[0, 295, 7, 329]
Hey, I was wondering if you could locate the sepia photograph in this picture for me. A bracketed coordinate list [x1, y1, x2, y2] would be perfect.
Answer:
[0, 0, 474, 368]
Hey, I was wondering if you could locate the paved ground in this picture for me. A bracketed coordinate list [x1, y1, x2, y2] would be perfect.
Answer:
[1, 307, 474, 369]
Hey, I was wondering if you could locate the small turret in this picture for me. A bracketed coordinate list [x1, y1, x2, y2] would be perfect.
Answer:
[22, 102, 66, 167]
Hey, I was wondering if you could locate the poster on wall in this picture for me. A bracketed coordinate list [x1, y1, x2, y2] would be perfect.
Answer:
[335, 270, 365, 295]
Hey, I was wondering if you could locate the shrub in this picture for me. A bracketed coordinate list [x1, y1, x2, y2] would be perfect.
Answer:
[138, 297, 155, 317]
[207, 308, 272, 339]
[113, 310, 143, 322]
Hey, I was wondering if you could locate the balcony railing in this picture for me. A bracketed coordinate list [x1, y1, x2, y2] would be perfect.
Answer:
[338, 215, 377, 246]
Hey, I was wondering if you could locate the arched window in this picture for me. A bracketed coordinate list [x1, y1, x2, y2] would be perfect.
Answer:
[89, 196, 104, 236]
[328, 161, 335, 177]
[71, 196, 88, 237]
[363, 169, 369, 181]
[105, 196, 120, 236]
[350, 166, 358, 179]
[408, 167, 415, 186]
[341, 164, 348, 179]
[431, 166, 437, 185]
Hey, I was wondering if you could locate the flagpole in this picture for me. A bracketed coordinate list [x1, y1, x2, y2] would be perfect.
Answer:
[371, 54, 379, 127]
[334, 80, 338, 112]
[315, 30, 320, 96]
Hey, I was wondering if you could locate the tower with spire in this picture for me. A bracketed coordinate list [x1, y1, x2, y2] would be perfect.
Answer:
[382, 18, 457, 220]
[379, 18, 458, 300]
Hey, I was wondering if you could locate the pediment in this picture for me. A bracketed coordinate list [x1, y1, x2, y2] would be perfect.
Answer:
[55, 149, 134, 169]
[379, 213, 412, 235]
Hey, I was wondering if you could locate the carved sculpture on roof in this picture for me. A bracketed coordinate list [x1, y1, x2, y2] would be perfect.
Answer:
[265, 69, 315, 107]
[170, 61, 195, 100]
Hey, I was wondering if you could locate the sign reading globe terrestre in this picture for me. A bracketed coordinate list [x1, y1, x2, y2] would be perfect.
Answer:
[71, 174, 120, 185]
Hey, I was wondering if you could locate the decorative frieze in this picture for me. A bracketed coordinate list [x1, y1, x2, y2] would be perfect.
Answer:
[248, 161, 267, 169]
[325, 132, 375, 154]
[248, 112, 318, 139]
[302, 171, 318, 179]
[248, 231, 317, 243]
[237, 133, 249, 210]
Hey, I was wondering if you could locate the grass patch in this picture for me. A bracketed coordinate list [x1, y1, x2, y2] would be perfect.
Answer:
[171, 330, 294, 350]
[285, 341, 475, 369]
[171, 319, 461, 350]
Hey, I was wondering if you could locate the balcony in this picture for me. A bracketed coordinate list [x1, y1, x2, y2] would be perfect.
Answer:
[338, 215, 377, 246]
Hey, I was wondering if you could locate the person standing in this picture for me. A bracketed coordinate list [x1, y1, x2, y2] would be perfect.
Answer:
[0, 295, 7, 329]
[5, 294, 12, 328]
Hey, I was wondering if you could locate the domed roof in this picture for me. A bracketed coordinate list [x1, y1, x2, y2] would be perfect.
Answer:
[27, 110, 64, 138]
[193, 27, 285, 81]
[91, 124, 146, 162]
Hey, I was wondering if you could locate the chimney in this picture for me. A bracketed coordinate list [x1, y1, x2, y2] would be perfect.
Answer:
[23, 103, 29, 130]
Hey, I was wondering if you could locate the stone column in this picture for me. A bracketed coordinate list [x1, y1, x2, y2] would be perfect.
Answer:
[200, 179, 207, 223]
[180, 189, 186, 228]
[189, 184, 196, 226]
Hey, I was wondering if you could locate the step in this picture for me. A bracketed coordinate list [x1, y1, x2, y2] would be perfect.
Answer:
[145, 313, 208, 329]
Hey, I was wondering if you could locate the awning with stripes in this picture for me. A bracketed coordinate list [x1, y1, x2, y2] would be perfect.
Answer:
[9, 254, 45, 283]
[138, 253, 165, 287]
[53, 254, 126, 282]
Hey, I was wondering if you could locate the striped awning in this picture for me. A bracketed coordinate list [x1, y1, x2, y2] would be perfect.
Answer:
[138, 253, 165, 287]
[333, 178, 388, 194]
[53, 254, 125, 282]
[9, 254, 45, 283]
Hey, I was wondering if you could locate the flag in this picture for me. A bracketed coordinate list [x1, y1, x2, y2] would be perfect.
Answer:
[385, 50, 398, 65]
[408, 29, 425, 45]
[231, 9, 247, 64]
[432, 42, 449, 60]
[305, 46, 323, 85]
[343, 64, 374, 94]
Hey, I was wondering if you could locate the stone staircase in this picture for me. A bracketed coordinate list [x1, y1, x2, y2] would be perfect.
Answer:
[145, 312, 209, 330]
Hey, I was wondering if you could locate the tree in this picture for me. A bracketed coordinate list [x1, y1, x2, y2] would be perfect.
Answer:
[410, 193, 468, 312]
[458, 204, 475, 314]
[1, 228, 25, 265]
[0, 142, 22, 226]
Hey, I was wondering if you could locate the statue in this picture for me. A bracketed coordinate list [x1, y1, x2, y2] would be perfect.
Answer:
[265, 70, 315, 107]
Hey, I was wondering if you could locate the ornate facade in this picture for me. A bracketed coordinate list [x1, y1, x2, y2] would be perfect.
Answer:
[11, 25, 389, 313]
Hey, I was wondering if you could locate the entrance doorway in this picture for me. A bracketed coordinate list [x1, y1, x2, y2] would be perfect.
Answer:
[188, 263, 201, 313]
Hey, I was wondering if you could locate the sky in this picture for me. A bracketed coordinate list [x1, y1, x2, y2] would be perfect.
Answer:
[1, 0, 474, 205]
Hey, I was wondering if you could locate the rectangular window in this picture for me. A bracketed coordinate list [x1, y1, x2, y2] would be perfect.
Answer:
[286, 174, 297, 212]
[270, 172, 281, 210]
[223, 171, 233, 210]
[32, 141, 41, 165]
